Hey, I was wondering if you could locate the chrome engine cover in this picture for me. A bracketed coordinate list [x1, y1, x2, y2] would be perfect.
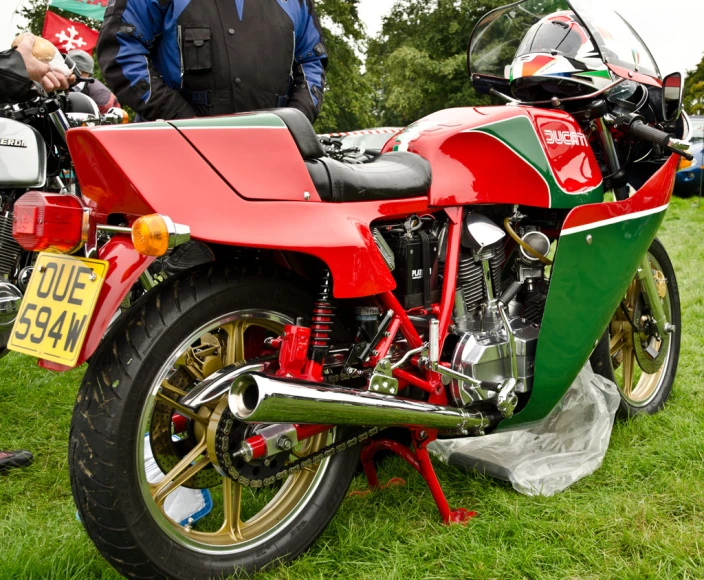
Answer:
[449, 316, 539, 407]
[0, 118, 46, 188]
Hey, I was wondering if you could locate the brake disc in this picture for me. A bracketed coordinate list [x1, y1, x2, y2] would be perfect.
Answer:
[632, 283, 669, 374]
[150, 367, 221, 489]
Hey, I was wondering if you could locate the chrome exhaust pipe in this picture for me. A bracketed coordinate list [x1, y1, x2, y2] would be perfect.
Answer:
[229, 373, 488, 432]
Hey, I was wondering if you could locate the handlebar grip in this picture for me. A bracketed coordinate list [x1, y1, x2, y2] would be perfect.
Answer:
[629, 120, 671, 148]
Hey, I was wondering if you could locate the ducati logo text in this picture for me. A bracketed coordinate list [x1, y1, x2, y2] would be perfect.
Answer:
[543, 129, 588, 147]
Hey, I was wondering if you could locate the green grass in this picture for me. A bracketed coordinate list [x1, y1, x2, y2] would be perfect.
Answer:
[1, 196, 703, 579]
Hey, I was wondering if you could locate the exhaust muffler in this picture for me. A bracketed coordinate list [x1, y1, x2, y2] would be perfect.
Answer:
[229, 373, 488, 432]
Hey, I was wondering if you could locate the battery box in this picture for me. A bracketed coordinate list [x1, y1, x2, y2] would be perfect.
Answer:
[385, 230, 440, 309]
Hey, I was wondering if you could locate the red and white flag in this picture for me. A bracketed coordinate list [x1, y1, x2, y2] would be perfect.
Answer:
[42, 11, 99, 54]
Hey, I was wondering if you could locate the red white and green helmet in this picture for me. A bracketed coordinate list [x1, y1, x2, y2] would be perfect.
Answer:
[509, 11, 612, 101]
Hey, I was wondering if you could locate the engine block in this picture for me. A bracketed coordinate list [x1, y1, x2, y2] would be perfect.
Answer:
[449, 315, 539, 407]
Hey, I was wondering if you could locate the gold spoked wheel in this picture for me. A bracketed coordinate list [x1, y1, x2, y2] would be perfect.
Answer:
[608, 244, 677, 410]
[137, 311, 333, 553]
[70, 266, 361, 579]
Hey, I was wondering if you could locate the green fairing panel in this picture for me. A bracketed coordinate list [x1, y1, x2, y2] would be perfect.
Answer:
[473, 117, 604, 209]
[498, 209, 665, 429]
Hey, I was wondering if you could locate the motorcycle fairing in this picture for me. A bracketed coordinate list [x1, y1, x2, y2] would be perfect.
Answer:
[385, 106, 603, 209]
[498, 155, 678, 428]
[67, 123, 429, 299]
[169, 113, 323, 202]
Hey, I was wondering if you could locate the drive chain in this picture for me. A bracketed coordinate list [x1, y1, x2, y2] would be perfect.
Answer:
[214, 407, 380, 489]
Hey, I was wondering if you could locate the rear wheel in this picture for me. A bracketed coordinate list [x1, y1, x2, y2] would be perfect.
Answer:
[592, 238, 680, 416]
[69, 264, 359, 579]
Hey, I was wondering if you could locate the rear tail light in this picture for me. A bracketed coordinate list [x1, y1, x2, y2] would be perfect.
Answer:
[13, 191, 87, 253]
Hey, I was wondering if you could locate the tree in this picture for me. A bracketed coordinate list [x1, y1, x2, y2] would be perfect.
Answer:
[16, 0, 374, 131]
[367, 0, 512, 126]
[313, 0, 375, 132]
[683, 54, 704, 115]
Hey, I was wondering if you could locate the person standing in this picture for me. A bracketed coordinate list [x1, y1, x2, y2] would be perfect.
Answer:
[97, 0, 327, 122]
[66, 49, 121, 115]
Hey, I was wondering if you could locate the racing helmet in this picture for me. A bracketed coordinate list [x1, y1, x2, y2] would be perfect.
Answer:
[509, 11, 612, 101]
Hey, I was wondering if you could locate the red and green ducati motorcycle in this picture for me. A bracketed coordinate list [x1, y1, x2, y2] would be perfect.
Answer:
[8, 0, 692, 577]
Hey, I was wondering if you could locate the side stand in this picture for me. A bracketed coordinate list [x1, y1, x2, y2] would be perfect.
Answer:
[359, 432, 476, 524]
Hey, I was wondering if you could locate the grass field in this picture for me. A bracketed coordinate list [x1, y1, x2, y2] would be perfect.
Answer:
[0, 195, 703, 580]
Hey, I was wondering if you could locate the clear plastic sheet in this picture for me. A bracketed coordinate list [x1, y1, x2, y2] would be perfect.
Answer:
[428, 363, 620, 496]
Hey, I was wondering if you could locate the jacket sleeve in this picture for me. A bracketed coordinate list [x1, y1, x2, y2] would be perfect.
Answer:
[0, 49, 35, 104]
[97, 0, 194, 121]
[288, 0, 327, 123]
[86, 80, 121, 115]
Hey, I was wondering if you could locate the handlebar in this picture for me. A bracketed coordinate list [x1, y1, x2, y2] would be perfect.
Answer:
[629, 120, 671, 148]
[617, 114, 694, 161]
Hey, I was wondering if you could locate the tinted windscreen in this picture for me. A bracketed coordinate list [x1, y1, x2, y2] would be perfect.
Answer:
[568, 0, 659, 77]
[469, 0, 572, 79]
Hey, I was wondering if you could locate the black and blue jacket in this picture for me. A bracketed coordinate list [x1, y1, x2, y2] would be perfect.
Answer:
[98, 0, 327, 122]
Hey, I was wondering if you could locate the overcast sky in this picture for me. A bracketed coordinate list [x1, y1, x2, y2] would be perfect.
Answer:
[2, 0, 703, 78]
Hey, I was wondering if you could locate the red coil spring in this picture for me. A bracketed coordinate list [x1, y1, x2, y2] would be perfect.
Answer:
[310, 271, 335, 348]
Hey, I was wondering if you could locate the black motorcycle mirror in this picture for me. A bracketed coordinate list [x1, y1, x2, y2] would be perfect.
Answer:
[662, 72, 683, 122]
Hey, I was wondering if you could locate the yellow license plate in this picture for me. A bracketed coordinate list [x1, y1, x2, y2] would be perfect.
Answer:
[8, 253, 109, 366]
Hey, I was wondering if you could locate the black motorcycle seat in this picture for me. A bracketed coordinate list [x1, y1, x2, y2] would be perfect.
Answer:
[267, 108, 431, 202]
[268, 108, 327, 159]
[305, 154, 431, 202]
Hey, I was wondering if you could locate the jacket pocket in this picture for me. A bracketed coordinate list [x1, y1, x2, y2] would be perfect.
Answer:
[182, 27, 212, 72]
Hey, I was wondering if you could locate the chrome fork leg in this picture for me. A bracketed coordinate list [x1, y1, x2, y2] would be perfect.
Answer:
[636, 253, 672, 337]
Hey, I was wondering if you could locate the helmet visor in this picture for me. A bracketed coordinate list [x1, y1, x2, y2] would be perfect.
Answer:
[515, 15, 592, 59]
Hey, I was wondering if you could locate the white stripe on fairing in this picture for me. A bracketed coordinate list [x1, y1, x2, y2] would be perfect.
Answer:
[561, 204, 669, 236]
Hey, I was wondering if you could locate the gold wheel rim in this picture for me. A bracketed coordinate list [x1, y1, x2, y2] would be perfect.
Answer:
[137, 310, 333, 553]
[609, 257, 671, 406]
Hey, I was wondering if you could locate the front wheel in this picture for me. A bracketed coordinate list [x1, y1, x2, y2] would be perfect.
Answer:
[69, 264, 359, 579]
[592, 237, 681, 416]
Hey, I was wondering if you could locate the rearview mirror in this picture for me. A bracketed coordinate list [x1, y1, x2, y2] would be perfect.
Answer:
[662, 72, 683, 122]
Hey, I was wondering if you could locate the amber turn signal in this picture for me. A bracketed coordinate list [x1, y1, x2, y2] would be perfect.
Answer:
[678, 157, 693, 170]
[131, 214, 170, 257]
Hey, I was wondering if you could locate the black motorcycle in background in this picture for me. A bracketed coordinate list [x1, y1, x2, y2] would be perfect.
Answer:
[0, 88, 129, 356]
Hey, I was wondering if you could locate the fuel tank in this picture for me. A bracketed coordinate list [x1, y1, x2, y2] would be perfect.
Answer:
[383, 106, 604, 209]
[0, 118, 46, 189]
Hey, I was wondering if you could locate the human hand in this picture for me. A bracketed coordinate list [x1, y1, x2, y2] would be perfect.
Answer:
[13, 34, 70, 93]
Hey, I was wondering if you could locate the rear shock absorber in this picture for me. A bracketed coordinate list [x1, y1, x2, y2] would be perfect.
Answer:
[308, 269, 335, 363]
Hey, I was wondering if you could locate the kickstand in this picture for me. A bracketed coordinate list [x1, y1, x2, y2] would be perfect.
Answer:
[358, 434, 476, 524]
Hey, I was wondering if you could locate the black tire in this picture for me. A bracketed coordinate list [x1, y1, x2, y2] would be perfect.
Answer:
[69, 263, 359, 580]
[591, 237, 681, 417]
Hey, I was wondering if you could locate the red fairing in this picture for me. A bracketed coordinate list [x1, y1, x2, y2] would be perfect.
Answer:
[39, 235, 155, 370]
[177, 126, 321, 202]
[529, 109, 602, 193]
[382, 107, 601, 208]
[66, 125, 429, 299]
[562, 155, 678, 232]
